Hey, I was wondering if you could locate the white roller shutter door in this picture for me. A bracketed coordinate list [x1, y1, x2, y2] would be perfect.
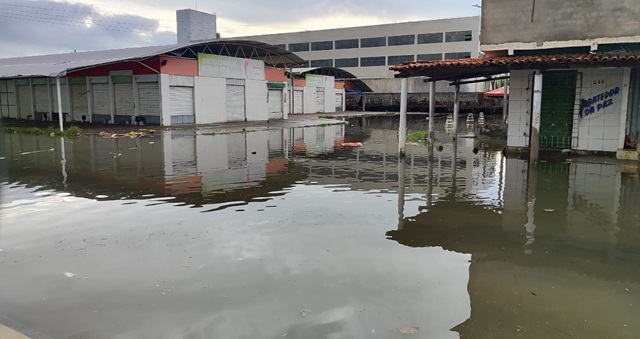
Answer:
[137, 82, 160, 117]
[114, 83, 134, 116]
[335, 93, 343, 112]
[268, 89, 283, 119]
[92, 83, 111, 117]
[71, 84, 88, 120]
[169, 86, 194, 115]
[50, 83, 69, 113]
[294, 90, 303, 114]
[315, 87, 325, 113]
[34, 85, 49, 113]
[17, 85, 31, 118]
[226, 85, 245, 122]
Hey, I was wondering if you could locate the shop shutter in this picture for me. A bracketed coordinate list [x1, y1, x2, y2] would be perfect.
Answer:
[71, 84, 88, 121]
[335, 93, 344, 112]
[169, 86, 194, 124]
[92, 83, 111, 117]
[294, 90, 303, 114]
[540, 71, 577, 149]
[268, 89, 283, 119]
[226, 85, 245, 122]
[114, 83, 135, 116]
[34, 85, 49, 113]
[17, 85, 31, 118]
[137, 82, 160, 117]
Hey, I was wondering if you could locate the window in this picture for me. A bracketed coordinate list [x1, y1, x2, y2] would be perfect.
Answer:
[417, 33, 443, 44]
[388, 34, 415, 46]
[417, 53, 442, 61]
[335, 39, 359, 49]
[444, 52, 472, 59]
[361, 37, 386, 48]
[361, 56, 386, 67]
[388, 55, 414, 65]
[310, 59, 333, 67]
[311, 41, 333, 51]
[274, 44, 286, 50]
[445, 30, 473, 42]
[335, 58, 358, 67]
[289, 42, 309, 52]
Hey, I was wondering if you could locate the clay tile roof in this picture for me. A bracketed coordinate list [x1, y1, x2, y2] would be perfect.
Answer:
[390, 51, 640, 80]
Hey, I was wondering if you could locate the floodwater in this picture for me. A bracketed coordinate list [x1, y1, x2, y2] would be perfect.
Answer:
[0, 117, 639, 339]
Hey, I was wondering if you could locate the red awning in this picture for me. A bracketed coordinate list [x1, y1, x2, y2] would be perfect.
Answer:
[484, 86, 509, 98]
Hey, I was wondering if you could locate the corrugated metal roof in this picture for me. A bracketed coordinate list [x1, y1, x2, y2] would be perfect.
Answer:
[390, 52, 640, 80]
[0, 39, 305, 78]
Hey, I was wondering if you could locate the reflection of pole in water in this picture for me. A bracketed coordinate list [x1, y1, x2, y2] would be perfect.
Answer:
[397, 157, 406, 231]
[451, 137, 458, 195]
[60, 137, 68, 189]
[524, 164, 538, 253]
[427, 142, 435, 207]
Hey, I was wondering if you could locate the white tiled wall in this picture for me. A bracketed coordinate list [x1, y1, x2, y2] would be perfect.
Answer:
[575, 68, 626, 152]
[507, 70, 533, 148]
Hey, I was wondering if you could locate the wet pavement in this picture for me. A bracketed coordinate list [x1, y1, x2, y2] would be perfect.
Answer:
[1, 116, 639, 339]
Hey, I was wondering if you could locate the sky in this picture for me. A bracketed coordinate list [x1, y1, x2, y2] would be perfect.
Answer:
[0, 0, 481, 58]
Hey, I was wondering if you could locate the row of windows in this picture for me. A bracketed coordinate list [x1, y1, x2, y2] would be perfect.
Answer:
[299, 52, 472, 68]
[279, 30, 473, 52]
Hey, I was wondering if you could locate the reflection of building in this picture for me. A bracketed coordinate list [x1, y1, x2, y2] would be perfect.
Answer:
[0, 124, 345, 205]
[387, 156, 640, 338]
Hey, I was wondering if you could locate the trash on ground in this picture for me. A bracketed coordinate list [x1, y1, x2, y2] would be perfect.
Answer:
[398, 327, 419, 334]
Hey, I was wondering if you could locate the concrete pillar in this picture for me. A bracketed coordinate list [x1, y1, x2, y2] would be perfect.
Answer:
[530, 72, 543, 165]
[503, 78, 509, 122]
[398, 77, 408, 157]
[453, 83, 460, 140]
[429, 81, 436, 141]
[56, 77, 64, 131]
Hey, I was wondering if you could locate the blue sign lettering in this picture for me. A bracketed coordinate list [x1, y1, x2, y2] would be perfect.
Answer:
[580, 87, 620, 118]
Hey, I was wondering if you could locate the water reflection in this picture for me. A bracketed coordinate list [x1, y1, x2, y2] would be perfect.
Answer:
[1, 117, 639, 339]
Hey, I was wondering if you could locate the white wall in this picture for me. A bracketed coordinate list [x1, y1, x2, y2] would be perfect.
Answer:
[303, 87, 317, 114]
[576, 68, 629, 152]
[245, 80, 268, 121]
[507, 70, 533, 148]
[507, 68, 631, 152]
[194, 76, 226, 124]
[324, 87, 335, 113]
[159, 74, 171, 126]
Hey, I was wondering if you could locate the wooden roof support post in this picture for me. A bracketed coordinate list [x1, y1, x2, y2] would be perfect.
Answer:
[530, 71, 543, 166]
[429, 81, 435, 142]
[398, 77, 408, 157]
[56, 77, 64, 131]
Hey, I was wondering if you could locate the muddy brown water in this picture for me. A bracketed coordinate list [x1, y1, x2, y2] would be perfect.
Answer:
[1, 117, 639, 339]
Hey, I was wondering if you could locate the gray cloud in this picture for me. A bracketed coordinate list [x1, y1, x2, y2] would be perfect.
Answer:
[0, 0, 175, 58]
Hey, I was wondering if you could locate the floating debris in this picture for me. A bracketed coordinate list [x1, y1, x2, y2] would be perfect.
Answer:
[20, 148, 54, 156]
[398, 327, 419, 334]
[341, 142, 363, 147]
[98, 130, 149, 138]
[63, 272, 77, 278]
[299, 309, 312, 317]
[544, 209, 555, 212]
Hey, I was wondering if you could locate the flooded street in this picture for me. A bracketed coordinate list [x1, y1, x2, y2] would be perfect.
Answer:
[1, 117, 639, 339]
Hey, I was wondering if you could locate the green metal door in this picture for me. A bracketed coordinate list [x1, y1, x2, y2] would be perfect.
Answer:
[540, 71, 577, 148]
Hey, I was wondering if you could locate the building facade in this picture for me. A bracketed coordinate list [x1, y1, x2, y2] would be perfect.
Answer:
[0, 41, 346, 125]
[480, 0, 640, 159]
[234, 16, 480, 80]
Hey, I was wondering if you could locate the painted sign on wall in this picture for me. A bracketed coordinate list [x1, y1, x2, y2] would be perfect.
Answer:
[305, 74, 326, 87]
[580, 87, 621, 118]
[198, 53, 265, 80]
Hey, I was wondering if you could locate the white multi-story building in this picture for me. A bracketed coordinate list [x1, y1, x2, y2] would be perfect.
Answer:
[233, 16, 480, 80]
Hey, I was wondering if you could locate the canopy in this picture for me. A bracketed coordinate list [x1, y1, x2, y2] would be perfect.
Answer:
[483, 86, 509, 98]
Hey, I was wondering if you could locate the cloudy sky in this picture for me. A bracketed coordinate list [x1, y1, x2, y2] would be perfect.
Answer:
[0, 0, 481, 58]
